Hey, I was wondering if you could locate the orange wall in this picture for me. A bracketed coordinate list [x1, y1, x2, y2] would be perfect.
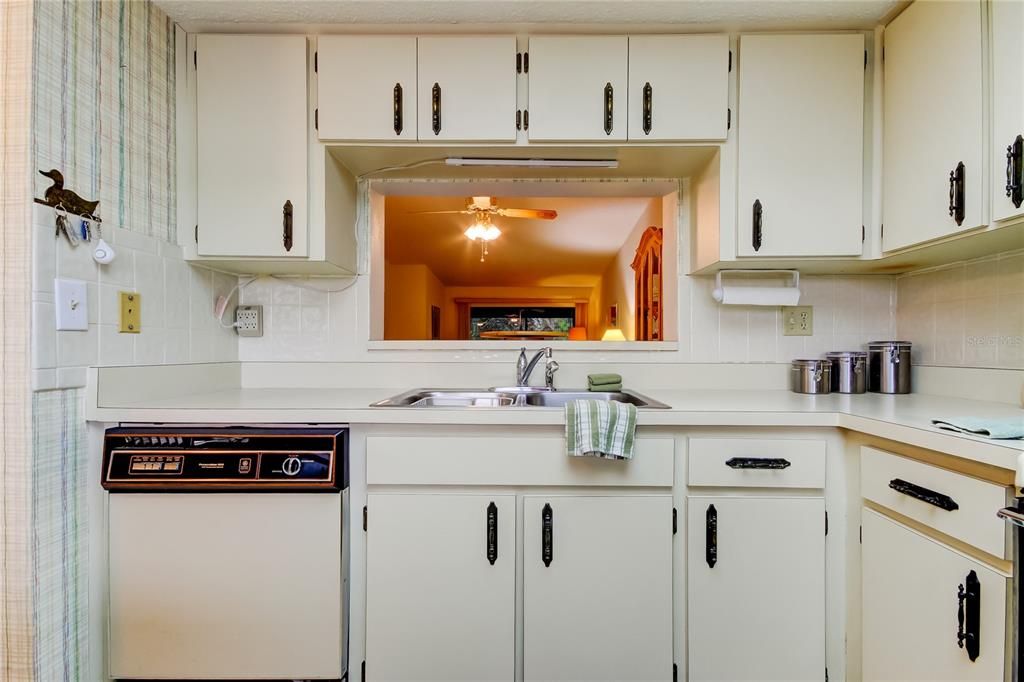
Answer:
[384, 263, 445, 339]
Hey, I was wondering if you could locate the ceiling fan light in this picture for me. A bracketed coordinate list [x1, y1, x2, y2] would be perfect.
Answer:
[483, 225, 501, 241]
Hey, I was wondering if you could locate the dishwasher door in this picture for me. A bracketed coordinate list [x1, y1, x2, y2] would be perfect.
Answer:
[108, 492, 344, 680]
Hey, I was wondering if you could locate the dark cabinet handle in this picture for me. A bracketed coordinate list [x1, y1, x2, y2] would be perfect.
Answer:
[1007, 134, 1023, 209]
[888, 478, 959, 511]
[541, 503, 553, 567]
[705, 504, 717, 568]
[642, 82, 653, 135]
[949, 161, 965, 226]
[603, 82, 614, 135]
[431, 82, 441, 136]
[282, 200, 293, 252]
[726, 457, 791, 470]
[393, 83, 403, 135]
[752, 199, 763, 251]
[486, 501, 498, 565]
[957, 570, 981, 661]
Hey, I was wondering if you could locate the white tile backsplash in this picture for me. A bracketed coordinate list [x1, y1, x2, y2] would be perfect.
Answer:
[30, 204, 238, 390]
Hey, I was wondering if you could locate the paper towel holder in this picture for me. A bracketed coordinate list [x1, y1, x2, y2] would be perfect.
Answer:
[712, 269, 801, 305]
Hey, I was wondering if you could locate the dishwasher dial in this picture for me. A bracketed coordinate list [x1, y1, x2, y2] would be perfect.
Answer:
[281, 456, 302, 477]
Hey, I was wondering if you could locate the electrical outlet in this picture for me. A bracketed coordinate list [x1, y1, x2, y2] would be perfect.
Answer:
[782, 305, 813, 336]
[235, 305, 263, 337]
[119, 291, 141, 333]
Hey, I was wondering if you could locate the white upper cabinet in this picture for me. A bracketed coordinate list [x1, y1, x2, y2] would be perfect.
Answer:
[196, 34, 308, 258]
[736, 33, 865, 257]
[882, 0, 985, 251]
[317, 36, 417, 141]
[992, 0, 1024, 223]
[417, 36, 517, 142]
[627, 35, 730, 141]
[526, 36, 629, 141]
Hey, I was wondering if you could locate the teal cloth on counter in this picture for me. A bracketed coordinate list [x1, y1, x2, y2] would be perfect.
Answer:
[931, 416, 1024, 440]
[566, 399, 637, 460]
[587, 373, 623, 392]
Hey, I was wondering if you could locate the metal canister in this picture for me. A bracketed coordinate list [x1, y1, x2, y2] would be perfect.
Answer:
[867, 341, 912, 394]
[825, 351, 868, 394]
[790, 359, 832, 394]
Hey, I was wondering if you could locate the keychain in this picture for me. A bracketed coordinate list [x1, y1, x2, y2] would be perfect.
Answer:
[54, 205, 79, 246]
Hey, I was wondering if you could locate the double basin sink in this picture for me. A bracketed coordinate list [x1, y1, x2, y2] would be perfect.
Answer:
[371, 388, 670, 409]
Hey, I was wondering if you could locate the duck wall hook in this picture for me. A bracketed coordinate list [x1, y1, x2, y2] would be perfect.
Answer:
[35, 169, 101, 220]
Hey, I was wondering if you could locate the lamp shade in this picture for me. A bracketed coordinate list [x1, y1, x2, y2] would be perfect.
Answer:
[601, 328, 626, 341]
[568, 326, 587, 341]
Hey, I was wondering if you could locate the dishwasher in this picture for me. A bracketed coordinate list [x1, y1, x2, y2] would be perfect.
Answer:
[102, 426, 349, 680]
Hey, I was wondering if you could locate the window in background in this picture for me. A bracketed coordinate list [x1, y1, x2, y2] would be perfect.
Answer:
[469, 306, 575, 340]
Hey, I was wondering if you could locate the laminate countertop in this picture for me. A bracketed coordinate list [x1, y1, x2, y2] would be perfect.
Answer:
[87, 387, 1024, 471]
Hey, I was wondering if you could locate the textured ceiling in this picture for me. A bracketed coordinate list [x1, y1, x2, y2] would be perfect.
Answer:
[157, 0, 904, 31]
[385, 195, 660, 287]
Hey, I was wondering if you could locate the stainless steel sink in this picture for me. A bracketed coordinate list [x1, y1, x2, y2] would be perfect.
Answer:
[370, 388, 669, 409]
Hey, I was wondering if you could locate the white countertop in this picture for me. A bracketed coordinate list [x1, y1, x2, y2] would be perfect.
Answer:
[88, 387, 1024, 471]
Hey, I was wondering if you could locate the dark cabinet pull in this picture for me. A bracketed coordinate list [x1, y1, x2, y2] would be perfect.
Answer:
[705, 504, 717, 568]
[431, 82, 441, 136]
[282, 200, 293, 252]
[949, 161, 965, 226]
[486, 501, 498, 565]
[888, 478, 959, 511]
[393, 83, 403, 135]
[957, 570, 981, 661]
[603, 82, 614, 135]
[752, 199, 763, 251]
[642, 82, 653, 135]
[1007, 134, 1023, 209]
[726, 457, 791, 470]
[541, 503, 553, 567]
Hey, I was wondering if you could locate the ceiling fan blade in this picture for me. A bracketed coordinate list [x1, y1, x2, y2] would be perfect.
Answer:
[496, 208, 558, 220]
[407, 210, 475, 215]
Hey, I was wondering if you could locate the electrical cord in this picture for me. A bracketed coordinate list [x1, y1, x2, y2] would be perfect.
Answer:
[357, 157, 446, 179]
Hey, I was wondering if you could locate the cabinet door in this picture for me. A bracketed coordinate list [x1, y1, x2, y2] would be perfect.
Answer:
[365, 493, 516, 681]
[737, 33, 865, 257]
[317, 36, 416, 141]
[527, 36, 629, 141]
[417, 36, 517, 142]
[862, 509, 1007, 681]
[196, 35, 308, 258]
[883, 0, 985, 251]
[992, 0, 1024, 223]
[627, 35, 729, 141]
[687, 496, 826, 682]
[523, 495, 673, 681]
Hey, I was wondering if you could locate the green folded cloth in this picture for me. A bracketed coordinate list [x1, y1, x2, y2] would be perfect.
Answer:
[587, 373, 623, 392]
[931, 416, 1024, 440]
[566, 399, 637, 460]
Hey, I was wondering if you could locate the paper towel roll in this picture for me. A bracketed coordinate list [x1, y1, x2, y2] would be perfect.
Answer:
[712, 285, 801, 306]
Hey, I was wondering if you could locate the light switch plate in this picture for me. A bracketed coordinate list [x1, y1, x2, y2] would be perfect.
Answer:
[782, 305, 814, 336]
[119, 291, 141, 333]
[55, 278, 88, 331]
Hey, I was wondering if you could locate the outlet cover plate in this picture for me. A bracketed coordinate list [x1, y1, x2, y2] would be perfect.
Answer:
[55, 278, 88, 331]
[119, 291, 141, 333]
[782, 305, 813, 336]
[235, 305, 263, 337]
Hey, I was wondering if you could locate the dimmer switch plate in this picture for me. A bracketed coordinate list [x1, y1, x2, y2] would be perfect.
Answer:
[782, 306, 813, 336]
[235, 305, 263, 337]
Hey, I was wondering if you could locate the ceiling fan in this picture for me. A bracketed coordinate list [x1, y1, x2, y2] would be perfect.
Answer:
[411, 196, 558, 261]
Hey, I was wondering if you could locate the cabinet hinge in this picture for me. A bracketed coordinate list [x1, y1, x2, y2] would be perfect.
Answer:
[881, 46, 885, 62]
[516, 109, 522, 130]
[362, 505, 368, 531]
[862, 225, 865, 242]
[314, 50, 318, 73]
[673, 663, 678, 682]
[314, 108, 318, 131]
[728, 49, 732, 72]
[859, 525, 862, 544]
[825, 510, 829, 536]
[361, 660, 366, 681]
[727, 108, 731, 130]
[516, 52, 522, 74]
[825, 667, 829, 682]
[193, 49, 197, 69]
[880, 223, 885, 239]
[672, 507, 677, 535]
[194, 224, 198, 244]
[523, 109, 529, 131]
[864, 49, 868, 69]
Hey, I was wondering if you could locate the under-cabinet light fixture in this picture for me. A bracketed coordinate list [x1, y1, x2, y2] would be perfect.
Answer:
[445, 157, 619, 169]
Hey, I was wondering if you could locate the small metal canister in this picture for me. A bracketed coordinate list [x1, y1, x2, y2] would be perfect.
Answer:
[825, 351, 868, 394]
[790, 359, 832, 394]
[867, 341, 912, 394]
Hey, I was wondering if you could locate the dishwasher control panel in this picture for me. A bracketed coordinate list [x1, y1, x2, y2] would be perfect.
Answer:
[102, 427, 348, 491]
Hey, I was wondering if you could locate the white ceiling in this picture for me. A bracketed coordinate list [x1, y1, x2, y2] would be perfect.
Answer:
[157, 0, 905, 32]
[385, 195, 660, 287]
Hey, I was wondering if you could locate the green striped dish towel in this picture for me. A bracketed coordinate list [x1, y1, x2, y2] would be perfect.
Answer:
[566, 399, 638, 460]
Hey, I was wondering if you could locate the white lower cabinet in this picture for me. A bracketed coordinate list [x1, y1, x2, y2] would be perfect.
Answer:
[862, 508, 1008, 682]
[522, 495, 674, 682]
[687, 496, 826, 682]
[365, 493, 516, 681]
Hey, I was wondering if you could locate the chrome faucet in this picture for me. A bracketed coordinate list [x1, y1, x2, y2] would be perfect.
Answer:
[516, 347, 558, 389]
